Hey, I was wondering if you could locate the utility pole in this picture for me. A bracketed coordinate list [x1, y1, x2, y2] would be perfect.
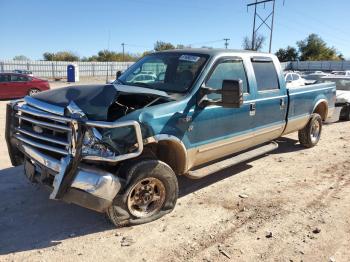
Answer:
[121, 43, 125, 62]
[223, 38, 230, 49]
[251, 0, 257, 50]
[247, 0, 279, 53]
[269, 0, 276, 53]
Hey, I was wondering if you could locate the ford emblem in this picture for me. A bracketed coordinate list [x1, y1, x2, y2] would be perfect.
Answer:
[33, 125, 43, 134]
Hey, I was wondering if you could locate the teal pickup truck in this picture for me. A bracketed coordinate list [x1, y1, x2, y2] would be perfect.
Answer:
[5, 49, 336, 226]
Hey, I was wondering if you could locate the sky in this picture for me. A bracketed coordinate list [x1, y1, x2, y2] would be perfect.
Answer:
[0, 0, 349, 60]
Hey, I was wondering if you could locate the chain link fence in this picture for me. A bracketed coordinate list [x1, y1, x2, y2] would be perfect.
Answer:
[0, 60, 134, 79]
[281, 60, 350, 71]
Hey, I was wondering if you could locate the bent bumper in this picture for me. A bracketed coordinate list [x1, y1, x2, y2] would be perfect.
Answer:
[21, 144, 121, 212]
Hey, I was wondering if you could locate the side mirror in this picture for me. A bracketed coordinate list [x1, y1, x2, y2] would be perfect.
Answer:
[116, 70, 122, 79]
[198, 79, 243, 108]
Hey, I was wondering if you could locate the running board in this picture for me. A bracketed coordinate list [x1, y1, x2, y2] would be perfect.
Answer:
[186, 142, 278, 179]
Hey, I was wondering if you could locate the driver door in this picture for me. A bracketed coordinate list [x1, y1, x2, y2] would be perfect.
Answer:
[185, 57, 255, 169]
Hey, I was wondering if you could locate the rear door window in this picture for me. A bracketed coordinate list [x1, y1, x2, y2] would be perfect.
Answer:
[252, 59, 279, 91]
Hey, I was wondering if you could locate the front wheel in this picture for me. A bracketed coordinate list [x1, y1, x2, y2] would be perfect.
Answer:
[298, 113, 322, 148]
[28, 88, 40, 96]
[106, 160, 178, 227]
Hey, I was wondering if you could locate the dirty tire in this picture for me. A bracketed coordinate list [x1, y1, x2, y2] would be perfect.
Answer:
[339, 105, 350, 121]
[106, 160, 178, 227]
[28, 88, 40, 96]
[298, 113, 322, 148]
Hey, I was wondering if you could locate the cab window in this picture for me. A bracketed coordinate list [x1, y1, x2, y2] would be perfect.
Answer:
[206, 59, 248, 100]
[252, 60, 279, 91]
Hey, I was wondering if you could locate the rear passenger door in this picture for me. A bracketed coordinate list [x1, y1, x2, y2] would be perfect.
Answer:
[250, 57, 287, 143]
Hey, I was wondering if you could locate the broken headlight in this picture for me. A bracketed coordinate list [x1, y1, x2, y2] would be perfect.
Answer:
[82, 128, 116, 158]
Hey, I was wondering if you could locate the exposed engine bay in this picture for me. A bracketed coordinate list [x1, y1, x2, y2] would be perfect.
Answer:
[31, 84, 175, 121]
[107, 94, 170, 121]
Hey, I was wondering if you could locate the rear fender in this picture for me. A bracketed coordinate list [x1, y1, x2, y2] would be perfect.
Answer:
[312, 98, 328, 121]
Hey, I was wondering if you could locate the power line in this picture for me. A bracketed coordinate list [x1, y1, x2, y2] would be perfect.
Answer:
[284, 5, 349, 37]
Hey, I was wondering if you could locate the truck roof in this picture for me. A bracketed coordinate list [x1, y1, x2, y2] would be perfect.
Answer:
[159, 48, 274, 58]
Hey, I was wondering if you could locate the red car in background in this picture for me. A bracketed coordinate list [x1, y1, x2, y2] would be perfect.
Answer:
[0, 73, 50, 99]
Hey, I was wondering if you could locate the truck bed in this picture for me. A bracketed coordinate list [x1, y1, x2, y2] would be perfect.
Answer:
[283, 82, 336, 135]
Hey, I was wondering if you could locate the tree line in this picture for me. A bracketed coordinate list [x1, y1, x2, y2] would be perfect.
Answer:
[13, 34, 345, 62]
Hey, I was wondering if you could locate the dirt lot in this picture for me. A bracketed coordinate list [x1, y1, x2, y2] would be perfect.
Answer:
[0, 80, 350, 262]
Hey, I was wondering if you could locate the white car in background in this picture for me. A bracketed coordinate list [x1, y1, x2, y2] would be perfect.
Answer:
[303, 71, 330, 82]
[331, 71, 350, 77]
[319, 76, 350, 120]
[129, 73, 157, 84]
[284, 72, 307, 88]
[13, 69, 34, 77]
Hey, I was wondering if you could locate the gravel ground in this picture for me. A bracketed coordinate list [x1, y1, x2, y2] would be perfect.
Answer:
[0, 81, 349, 262]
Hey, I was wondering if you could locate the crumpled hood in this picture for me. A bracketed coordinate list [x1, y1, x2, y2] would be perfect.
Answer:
[33, 84, 170, 120]
[336, 90, 350, 103]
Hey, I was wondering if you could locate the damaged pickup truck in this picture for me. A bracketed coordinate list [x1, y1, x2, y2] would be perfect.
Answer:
[5, 49, 336, 226]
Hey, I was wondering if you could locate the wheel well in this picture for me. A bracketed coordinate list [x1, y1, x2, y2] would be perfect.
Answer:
[313, 101, 328, 121]
[142, 140, 187, 175]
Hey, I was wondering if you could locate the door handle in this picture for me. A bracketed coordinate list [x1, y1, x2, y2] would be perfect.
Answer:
[280, 98, 285, 109]
[250, 103, 256, 116]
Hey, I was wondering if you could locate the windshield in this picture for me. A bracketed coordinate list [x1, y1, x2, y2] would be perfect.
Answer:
[117, 52, 208, 93]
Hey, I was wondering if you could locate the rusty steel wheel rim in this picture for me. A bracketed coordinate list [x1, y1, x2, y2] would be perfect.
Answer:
[29, 89, 39, 96]
[310, 120, 320, 143]
[127, 177, 166, 218]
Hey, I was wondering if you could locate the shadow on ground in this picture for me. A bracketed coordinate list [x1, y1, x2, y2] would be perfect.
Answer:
[0, 136, 301, 255]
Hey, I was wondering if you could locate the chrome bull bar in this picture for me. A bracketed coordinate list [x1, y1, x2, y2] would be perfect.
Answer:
[14, 99, 144, 162]
[21, 144, 121, 203]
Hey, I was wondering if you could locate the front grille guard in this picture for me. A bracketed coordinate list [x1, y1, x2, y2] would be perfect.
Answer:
[13, 102, 144, 163]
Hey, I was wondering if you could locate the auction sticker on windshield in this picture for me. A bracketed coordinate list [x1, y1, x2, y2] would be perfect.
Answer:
[179, 55, 200, 62]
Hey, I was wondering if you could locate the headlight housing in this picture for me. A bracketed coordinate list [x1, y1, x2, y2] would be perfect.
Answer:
[82, 128, 116, 158]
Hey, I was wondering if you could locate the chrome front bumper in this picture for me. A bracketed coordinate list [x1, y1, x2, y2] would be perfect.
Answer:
[21, 144, 121, 212]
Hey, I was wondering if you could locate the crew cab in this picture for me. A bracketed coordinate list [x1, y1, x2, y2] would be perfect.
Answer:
[5, 49, 336, 226]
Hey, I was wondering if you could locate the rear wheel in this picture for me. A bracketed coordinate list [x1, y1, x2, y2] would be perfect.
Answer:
[298, 113, 322, 148]
[28, 88, 40, 96]
[106, 160, 178, 227]
[340, 105, 350, 121]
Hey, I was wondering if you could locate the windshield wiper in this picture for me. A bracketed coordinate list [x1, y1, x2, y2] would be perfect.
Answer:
[115, 79, 125, 85]
[133, 82, 152, 88]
